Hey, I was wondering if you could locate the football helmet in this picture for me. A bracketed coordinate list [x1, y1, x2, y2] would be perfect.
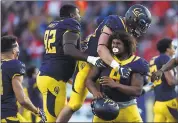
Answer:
[125, 4, 152, 37]
[91, 97, 120, 121]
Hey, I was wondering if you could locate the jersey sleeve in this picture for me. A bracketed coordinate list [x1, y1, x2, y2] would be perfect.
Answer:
[105, 15, 124, 32]
[63, 18, 81, 33]
[8, 60, 26, 79]
[132, 58, 150, 76]
[157, 55, 170, 69]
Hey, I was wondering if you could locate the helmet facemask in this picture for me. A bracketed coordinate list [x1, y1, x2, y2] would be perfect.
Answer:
[129, 19, 150, 37]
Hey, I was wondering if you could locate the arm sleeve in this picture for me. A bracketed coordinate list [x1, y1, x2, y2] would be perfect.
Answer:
[132, 58, 150, 76]
[104, 15, 125, 32]
[105, 16, 119, 31]
[8, 60, 26, 79]
[62, 31, 80, 46]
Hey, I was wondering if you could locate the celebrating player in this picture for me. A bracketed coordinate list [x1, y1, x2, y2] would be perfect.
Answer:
[149, 38, 178, 122]
[1, 35, 46, 122]
[86, 31, 149, 122]
[56, 4, 152, 122]
[37, 4, 103, 122]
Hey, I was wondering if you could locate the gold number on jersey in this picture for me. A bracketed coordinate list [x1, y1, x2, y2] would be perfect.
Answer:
[109, 69, 120, 82]
[44, 29, 56, 53]
[0, 65, 3, 95]
[149, 60, 162, 86]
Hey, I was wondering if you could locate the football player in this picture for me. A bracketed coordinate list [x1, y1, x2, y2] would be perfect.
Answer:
[152, 46, 178, 81]
[37, 4, 101, 122]
[149, 38, 178, 122]
[86, 31, 149, 122]
[56, 4, 152, 122]
[1, 35, 46, 122]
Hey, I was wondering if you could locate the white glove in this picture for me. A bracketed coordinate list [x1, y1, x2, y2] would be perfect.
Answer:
[87, 56, 106, 67]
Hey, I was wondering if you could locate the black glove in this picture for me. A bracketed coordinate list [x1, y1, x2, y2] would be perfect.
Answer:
[95, 58, 106, 68]
[118, 66, 132, 78]
[36, 108, 47, 123]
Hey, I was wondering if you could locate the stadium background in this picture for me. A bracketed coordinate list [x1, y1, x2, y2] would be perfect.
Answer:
[1, 1, 178, 122]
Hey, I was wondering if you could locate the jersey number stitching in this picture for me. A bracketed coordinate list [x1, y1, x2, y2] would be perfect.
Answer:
[149, 60, 162, 86]
[109, 69, 121, 82]
[44, 30, 56, 54]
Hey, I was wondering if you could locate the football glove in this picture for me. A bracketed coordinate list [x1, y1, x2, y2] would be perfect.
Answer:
[36, 108, 47, 123]
[87, 56, 106, 68]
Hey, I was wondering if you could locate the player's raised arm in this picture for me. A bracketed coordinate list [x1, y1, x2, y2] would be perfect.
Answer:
[97, 26, 114, 66]
[85, 66, 103, 99]
[63, 31, 98, 65]
[63, 31, 88, 61]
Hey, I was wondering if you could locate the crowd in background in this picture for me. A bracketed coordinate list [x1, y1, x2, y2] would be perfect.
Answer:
[1, 1, 178, 68]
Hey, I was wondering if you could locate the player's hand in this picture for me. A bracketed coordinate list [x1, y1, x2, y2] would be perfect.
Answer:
[93, 91, 104, 99]
[151, 70, 163, 81]
[99, 76, 118, 88]
[36, 108, 47, 123]
[87, 56, 106, 68]
[95, 58, 106, 68]
[118, 66, 132, 78]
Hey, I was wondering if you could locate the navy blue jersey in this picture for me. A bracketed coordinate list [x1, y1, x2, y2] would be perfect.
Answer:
[40, 18, 81, 82]
[98, 55, 149, 102]
[1, 59, 26, 119]
[27, 78, 43, 109]
[85, 15, 127, 56]
[149, 54, 177, 101]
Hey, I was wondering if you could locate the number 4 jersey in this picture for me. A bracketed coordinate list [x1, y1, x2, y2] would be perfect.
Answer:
[40, 18, 81, 82]
[149, 54, 177, 101]
[98, 55, 149, 102]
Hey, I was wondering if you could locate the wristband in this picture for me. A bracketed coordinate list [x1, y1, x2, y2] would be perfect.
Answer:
[110, 60, 120, 70]
[87, 56, 95, 64]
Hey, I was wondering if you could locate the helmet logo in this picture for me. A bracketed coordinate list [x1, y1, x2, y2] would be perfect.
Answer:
[132, 8, 144, 17]
[104, 98, 115, 106]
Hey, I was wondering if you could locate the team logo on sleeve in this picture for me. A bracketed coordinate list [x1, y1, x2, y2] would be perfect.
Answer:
[54, 86, 60, 94]
[80, 62, 86, 70]
[20, 68, 25, 74]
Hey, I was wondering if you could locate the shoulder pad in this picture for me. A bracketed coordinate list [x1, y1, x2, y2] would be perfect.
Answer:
[158, 54, 170, 66]
[8, 60, 26, 79]
[62, 18, 81, 33]
[132, 58, 149, 75]
[105, 15, 124, 31]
